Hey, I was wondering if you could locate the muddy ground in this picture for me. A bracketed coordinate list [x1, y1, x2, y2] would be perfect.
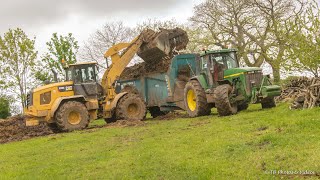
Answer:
[0, 116, 53, 144]
[0, 112, 188, 144]
[0, 117, 148, 144]
[153, 111, 189, 120]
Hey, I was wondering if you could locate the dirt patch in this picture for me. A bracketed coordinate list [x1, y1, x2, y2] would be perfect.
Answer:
[257, 126, 268, 131]
[0, 115, 53, 144]
[106, 120, 145, 128]
[153, 111, 189, 120]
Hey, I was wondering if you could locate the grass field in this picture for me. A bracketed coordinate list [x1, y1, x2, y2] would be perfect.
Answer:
[0, 103, 319, 179]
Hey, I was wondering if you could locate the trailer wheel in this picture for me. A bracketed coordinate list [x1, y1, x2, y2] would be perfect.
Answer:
[116, 93, 146, 120]
[149, 107, 169, 118]
[214, 84, 238, 116]
[261, 97, 276, 109]
[184, 80, 210, 117]
[55, 101, 89, 132]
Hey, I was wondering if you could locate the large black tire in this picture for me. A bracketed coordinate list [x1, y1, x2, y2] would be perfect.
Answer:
[55, 101, 89, 132]
[116, 93, 146, 120]
[184, 80, 210, 117]
[214, 84, 238, 116]
[261, 97, 276, 109]
[238, 103, 249, 111]
[149, 107, 169, 118]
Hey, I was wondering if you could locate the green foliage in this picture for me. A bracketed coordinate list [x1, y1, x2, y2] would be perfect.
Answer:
[0, 104, 319, 179]
[0, 28, 37, 108]
[38, 33, 79, 82]
[0, 96, 10, 119]
[287, 2, 320, 77]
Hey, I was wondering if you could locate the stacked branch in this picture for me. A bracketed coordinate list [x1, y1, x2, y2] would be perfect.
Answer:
[277, 77, 320, 109]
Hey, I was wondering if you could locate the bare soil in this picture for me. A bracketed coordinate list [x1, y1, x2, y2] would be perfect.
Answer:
[0, 116, 53, 144]
[0, 117, 145, 144]
[153, 111, 189, 120]
[106, 120, 145, 128]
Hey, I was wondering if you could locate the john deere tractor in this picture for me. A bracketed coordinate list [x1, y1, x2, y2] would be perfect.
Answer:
[184, 49, 281, 117]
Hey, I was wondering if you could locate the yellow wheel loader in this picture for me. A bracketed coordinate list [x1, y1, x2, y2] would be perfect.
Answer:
[24, 28, 188, 132]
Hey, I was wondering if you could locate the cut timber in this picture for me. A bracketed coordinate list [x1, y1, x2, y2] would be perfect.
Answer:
[276, 77, 320, 109]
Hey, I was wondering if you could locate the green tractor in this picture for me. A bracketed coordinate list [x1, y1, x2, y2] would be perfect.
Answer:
[184, 49, 281, 117]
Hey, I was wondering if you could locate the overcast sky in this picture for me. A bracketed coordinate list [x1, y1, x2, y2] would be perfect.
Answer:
[0, 0, 203, 53]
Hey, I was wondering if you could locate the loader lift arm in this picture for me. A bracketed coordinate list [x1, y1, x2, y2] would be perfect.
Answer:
[101, 30, 155, 117]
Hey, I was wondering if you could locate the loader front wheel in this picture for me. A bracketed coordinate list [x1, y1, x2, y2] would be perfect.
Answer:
[55, 101, 89, 132]
[184, 80, 210, 117]
[116, 94, 146, 120]
[214, 84, 238, 116]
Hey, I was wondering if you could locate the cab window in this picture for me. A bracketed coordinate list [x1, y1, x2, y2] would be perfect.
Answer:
[66, 69, 72, 81]
[74, 65, 96, 84]
[201, 56, 208, 70]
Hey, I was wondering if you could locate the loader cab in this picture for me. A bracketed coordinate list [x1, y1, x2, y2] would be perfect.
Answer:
[66, 62, 101, 98]
[200, 49, 239, 86]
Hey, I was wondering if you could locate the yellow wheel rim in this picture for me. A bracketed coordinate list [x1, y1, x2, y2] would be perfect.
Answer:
[187, 89, 197, 111]
[127, 103, 139, 117]
[68, 111, 81, 125]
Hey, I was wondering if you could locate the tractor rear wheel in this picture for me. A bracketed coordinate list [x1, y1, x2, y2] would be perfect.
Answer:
[116, 93, 146, 120]
[261, 97, 276, 109]
[214, 84, 238, 116]
[55, 101, 89, 132]
[184, 80, 210, 117]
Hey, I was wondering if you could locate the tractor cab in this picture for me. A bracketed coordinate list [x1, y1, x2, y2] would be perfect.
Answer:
[199, 49, 239, 87]
[65, 62, 102, 98]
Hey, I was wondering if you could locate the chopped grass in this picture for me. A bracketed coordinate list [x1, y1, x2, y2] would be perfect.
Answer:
[0, 103, 319, 179]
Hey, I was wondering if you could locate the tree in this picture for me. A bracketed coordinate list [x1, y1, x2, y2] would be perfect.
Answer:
[80, 21, 135, 73]
[287, 1, 320, 77]
[190, 0, 265, 67]
[38, 33, 79, 82]
[0, 96, 11, 119]
[80, 20, 182, 75]
[190, 0, 305, 83]
[251, 0, 305, 83]
[0, 28, 37, 109]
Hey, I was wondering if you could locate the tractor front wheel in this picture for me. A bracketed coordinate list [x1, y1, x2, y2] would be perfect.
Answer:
[54, 101, 90, 132]
[214, 84, 238, 116]
[184, 80, 210, 117]
[261, 97, 276, 109]
[116, 93, 146, 120]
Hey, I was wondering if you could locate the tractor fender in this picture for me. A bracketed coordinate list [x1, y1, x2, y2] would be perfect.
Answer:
[50, 95, 86, 118]
[190, 75, 208, 89]
[110, 92, 128, 110]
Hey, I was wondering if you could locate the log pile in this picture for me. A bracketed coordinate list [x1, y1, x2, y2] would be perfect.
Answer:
[277, 77, 320, 109]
